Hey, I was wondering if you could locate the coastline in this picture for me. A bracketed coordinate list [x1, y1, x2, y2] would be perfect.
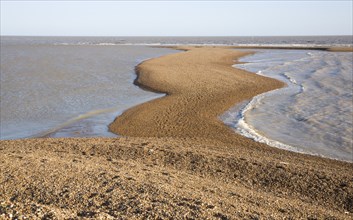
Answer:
[1, 47, 352, 219]
[225, 48, 353, 162]
[109, 46, 285, 144]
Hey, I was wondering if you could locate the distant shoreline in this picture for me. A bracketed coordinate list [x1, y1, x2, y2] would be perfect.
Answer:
[160, 45, 353, 52]
[230, 45, 353, 52]
[2, 35, 352, 52]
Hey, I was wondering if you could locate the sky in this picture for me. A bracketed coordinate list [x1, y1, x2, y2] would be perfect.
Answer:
[1, 1, 352, 36]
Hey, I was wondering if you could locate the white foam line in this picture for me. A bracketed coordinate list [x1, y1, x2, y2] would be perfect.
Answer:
[228, 89, 353, 163]
[221, 63, 343, 160]
[222, 63, 304, 153]
[233, 89, 303, 153]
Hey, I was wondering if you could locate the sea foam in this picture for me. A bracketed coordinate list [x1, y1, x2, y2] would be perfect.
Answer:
[222, 49, 353, 162]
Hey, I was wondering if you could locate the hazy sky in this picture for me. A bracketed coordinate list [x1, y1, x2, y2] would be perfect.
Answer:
[1, 1, 352, 36]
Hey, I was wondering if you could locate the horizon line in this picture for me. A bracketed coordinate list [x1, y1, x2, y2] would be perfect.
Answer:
[1, 34, 353, 37]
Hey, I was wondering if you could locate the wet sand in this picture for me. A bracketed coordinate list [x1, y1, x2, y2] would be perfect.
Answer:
[1, 47, 352, 219]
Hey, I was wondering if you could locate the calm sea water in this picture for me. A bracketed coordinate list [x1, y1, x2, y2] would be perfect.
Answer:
[221, 49, 353, 162]
[1, 36, 352, 162]
[0, 41, 176, 139]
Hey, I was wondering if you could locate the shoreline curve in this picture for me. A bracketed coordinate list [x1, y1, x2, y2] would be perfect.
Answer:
[109, 46, 285, 146]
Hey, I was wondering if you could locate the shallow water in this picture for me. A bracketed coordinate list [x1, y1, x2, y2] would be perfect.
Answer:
[0, 44, 175, 139]
[222, 49, 353, 162]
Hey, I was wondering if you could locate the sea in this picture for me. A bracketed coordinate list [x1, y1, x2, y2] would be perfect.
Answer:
[0, 37, 177, 139]
[221, 49, 353, 162]
[1, 36, 352, 161]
